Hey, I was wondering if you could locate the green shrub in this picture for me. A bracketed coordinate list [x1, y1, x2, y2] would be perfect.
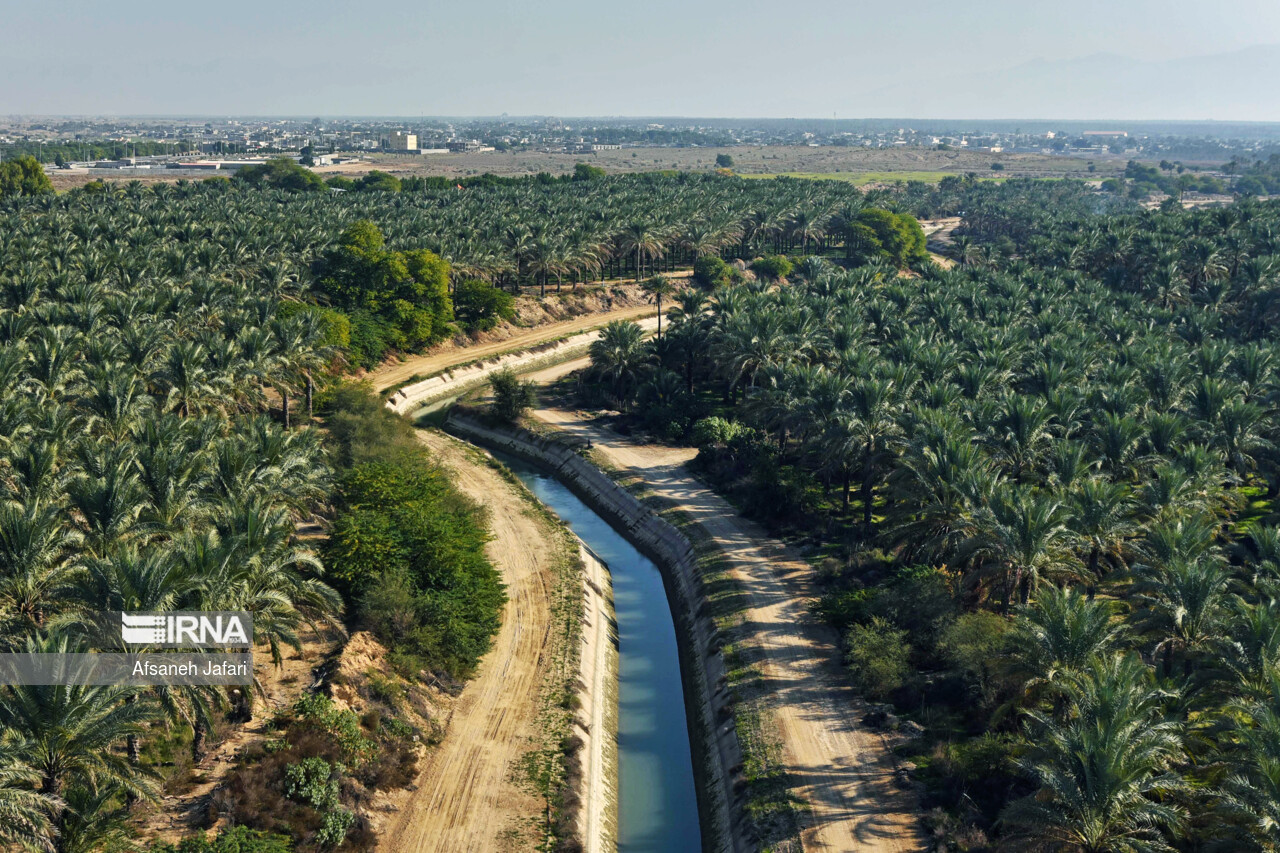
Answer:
[490, 368, 535, 422]
[292, 694, 374, 764]
[355, 170, 401, 193]
[846, 616, 911, 700]
[692, 255, 730, 289]
[750, 254, 793, 281]
[938, 611, 1011, 705]
[149, 826, 294, 853]
[234, 158, 326, 192]
[324, 390, 506, 680]
[454, 278, 516, 332]
[284, 757, 340, 810]
[691, 416, 746, 447]
[573, 162, 606, 181]
[315, 810, 355, 849]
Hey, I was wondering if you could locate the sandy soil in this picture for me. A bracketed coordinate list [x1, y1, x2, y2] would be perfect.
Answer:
[370, 303, 658, 392]
[526, 403, 924, 853]
[381, 431, 559, 853]
[299, 146, 1117, 182]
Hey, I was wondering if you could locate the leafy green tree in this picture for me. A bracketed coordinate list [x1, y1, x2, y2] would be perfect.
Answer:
[573, 162, 606, 181]
[356, 170, 401, 193]
[489, 368, 536, 423]
[0, 155, 54, 198]
[851, 208, 928, 267]
[750, 255, 793, 281]
[453, 279, 515, 332]
[692, 255, 730, 289]
[715, 153, 735, 168]
[233, 157, 325, 192]
[316, 221, 453, 365]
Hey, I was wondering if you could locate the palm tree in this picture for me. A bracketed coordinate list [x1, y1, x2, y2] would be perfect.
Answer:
[641, 275, 677, 339]
[1002, 654, 1186, 853]
[1132, 555, 1232, 677]
[1217, 671, 1280, 851]
[967, 488, 1080, 609]
[617, 221, 665, 282]
[588, 320, 647, 409]
[1007, 586, 1126, 695]
[0, 634, 162, 848]
[1069, 478, 1136, 587]
[0, 744, 54, 851]
[0, 502, 82, 633]
[156, 340, 217, 418]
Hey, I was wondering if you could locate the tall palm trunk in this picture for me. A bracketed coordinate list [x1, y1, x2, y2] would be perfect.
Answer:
[281, 388, 290, 429]
[860, 468, 874, 526]
[305, 372, 314, 420]
[192, 718, 207, 762]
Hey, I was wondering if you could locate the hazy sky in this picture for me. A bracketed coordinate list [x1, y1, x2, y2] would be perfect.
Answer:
[3, 0, 1280, 119]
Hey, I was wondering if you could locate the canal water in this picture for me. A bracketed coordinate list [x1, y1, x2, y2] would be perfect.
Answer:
[497, 452, 702, 852]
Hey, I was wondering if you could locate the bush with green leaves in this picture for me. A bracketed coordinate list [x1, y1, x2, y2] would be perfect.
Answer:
[749, 254, 793, 281]
[149, 827, 294, 853]
[234, 157, 327, 192]
[489, 368, 536, 422]
[323, 388, 505, 679]
[284, 756, 341, 810]
[690, 416, 747, 448]
[315, 220, 454, 367]
[453, 278, 516, 332]
[845, 616, 912, 700]
[692, 255, 731, 289]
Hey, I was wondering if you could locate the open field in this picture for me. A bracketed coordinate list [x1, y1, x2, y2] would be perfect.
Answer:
[45, 144, 1121, 190]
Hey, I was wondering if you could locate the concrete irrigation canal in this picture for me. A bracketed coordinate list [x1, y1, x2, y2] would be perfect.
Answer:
[498, 451, 702, 852]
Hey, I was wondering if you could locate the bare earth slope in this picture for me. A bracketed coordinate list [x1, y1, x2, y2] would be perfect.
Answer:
[382, 431, 556, 853]
[370, 304, 658, 392]
[528, 403, 924, 853]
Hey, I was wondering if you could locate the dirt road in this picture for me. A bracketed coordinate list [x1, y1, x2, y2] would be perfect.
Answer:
[371, 305, 658, 392]
[382, 432, 557, 853]
[530, 405, 923, 853]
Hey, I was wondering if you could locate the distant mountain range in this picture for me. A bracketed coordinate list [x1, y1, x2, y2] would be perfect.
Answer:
[857, 45, 1280, 122]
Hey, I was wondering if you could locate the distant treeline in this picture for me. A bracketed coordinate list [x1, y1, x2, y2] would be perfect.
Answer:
[1225, 153, 1280, 196]
[1, 140, 200, 164]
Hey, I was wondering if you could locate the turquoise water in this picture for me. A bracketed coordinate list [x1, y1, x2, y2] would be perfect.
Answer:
[498, 453, 702, 852]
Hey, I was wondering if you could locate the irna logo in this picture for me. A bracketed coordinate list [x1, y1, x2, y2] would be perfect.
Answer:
[120, 612, 252, 648]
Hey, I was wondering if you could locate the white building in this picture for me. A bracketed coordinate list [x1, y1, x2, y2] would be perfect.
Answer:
[389, 132, 418, 151]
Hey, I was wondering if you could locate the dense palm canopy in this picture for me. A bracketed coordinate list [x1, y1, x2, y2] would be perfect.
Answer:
[581, 186, 1280, 851]
[0, 180, 342, 849]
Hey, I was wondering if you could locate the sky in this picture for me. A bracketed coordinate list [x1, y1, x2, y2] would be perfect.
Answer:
[3, 0, 1280, 119]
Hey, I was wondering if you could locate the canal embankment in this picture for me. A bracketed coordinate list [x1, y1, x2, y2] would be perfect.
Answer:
[445, 413, 750, 853]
